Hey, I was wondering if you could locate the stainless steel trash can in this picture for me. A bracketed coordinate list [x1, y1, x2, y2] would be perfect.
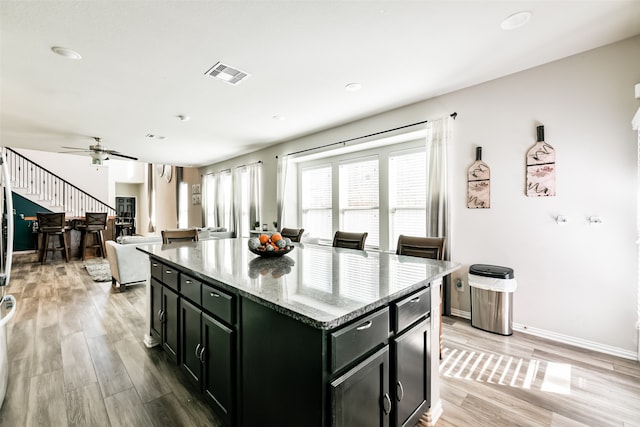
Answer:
[468, 264, 516, 336]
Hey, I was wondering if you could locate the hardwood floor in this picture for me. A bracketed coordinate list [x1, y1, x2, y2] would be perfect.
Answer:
[0, 253, 220, 427]
[1, 252, 638, 426]
[436, 317, 640, 427]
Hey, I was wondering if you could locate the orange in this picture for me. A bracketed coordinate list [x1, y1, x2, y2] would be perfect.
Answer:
[259, 234, 269, 244]
[271, 233, 282, 242]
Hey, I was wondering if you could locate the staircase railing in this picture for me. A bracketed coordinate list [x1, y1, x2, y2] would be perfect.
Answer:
[4, 147, 117, 217]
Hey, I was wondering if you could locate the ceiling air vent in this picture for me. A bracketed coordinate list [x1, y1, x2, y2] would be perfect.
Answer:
[205, 62, 250, 85]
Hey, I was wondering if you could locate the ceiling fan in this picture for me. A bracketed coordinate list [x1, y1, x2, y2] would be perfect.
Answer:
[61, 137, 138, 165]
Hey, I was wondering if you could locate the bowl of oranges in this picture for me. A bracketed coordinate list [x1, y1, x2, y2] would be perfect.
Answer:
[248, 233, 294, 257]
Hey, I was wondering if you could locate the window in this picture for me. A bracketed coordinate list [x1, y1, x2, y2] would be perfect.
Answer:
[203, 170, 232, 231]
[389, 148, 426, 251]
[296, 137, 426, 251]
[236, 162, 261, 237]
[301, 165, 332, 240]
[339, 157, 379, 247]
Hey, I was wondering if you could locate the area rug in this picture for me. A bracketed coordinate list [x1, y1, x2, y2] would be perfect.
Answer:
[84, 258, 112, 282]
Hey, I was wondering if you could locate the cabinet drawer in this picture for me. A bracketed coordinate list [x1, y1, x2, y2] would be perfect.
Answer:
[202, 284, 233, 324]
[180, 274, 202, 305]
[394, 287, 430, 333]
[162, 266, 180, 291]
[150, 260, 163, 282]
[330, 307, 389, 374]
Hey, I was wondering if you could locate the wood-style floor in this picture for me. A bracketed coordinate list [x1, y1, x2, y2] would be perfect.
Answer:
[435, 317, 640, 427]
[0, 252, 220, 426]
[1, 252, 639, 426]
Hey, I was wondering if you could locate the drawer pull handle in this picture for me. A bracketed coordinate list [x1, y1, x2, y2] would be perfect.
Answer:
[195, 344, 201, 359]
[382, 393, 392, 415]
[157, 309, 163, 321]
[397, 381, 404, 401]
[152, 263, 158, 267]
[165, 270, 172, 274]
[185, 280, 192, 284]
[356, 320, 372, 331]
[210, 292, 220, 298]
[410, 297, 420, 303]
[198, 346, 206, 363]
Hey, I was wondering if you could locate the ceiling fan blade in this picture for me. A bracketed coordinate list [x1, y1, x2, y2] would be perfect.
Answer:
[60, 146, 89, 151]
[108, 152, 138, 161]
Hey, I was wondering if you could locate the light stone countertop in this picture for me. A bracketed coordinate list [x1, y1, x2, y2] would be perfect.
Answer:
[138, 237, 460, 330]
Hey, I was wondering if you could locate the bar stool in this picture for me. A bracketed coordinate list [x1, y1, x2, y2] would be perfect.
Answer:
[36, 212, 69, 264]
[78, 212, 108, 260]
[332, 231, 368, 250]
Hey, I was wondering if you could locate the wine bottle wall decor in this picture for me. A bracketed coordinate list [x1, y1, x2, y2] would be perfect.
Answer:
[526, 125, 556, 197]
[467, 146, 490, 208]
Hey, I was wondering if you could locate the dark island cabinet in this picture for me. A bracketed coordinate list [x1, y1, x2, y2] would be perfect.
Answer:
[180, 299, 235, 426]
[149, 276, 179, 363]
[392, 317, 430, 427]
[150, 258, 237, 427]
[149, 255, 435, 427]
[330, 346, 391, 427]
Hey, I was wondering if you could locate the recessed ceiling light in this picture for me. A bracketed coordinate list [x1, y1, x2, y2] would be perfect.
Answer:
[51, 46, 82, 59]
[177, 115, 190, 122]
[272, 115, 285, 121]
[345, 83, 362, 92]
[500, 11, 532, 30]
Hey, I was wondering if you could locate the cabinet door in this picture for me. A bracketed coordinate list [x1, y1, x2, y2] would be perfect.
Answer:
[150, 278, 163, 342]
[202, 313, 234, 426]
[393, 317, 430, 427]
[330, 346, 390, 427]
[180, 298, 203, 385]
[162, 287, 180, 363]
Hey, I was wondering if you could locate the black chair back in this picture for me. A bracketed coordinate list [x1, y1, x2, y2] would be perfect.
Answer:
[332, 231, 368, 250]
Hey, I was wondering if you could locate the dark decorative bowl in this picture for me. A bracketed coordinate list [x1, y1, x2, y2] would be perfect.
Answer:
[248, 245, 294, 258]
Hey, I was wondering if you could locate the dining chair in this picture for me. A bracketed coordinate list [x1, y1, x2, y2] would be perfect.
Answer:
[78, 212, 108, 260]
[396, 235, 446, 359]
[332, 231, 368, 250]
[161, 228, 199, 244]
[396, 235, 446, 260]
[280, 227, 304, 242]
[116, 211, 135, 237]
[36, 212, 69, 264]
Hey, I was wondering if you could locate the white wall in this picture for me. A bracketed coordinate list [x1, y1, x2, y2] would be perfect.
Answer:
[201, 35, 640, 357]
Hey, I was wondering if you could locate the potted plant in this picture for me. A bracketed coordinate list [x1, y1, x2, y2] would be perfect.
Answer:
[253, 221, 260, 231]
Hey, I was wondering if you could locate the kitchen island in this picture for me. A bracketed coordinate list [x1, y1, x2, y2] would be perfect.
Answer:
[138, 238, 459, 427]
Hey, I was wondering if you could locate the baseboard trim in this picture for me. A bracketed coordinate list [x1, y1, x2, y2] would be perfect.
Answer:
[449, 308, 470, 320]
[513, 323, 638, 361]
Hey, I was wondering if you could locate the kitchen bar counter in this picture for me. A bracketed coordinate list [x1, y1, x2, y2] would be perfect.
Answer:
[138, 238, 460, 427]
[138, 238, 459, 329]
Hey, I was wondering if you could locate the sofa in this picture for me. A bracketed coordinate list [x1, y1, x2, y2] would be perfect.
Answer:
[105, 235, 162, 291]
[196, 227, 234, 240]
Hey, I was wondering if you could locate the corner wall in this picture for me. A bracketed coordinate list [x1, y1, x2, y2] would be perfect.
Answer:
[202, 35, 640, 357]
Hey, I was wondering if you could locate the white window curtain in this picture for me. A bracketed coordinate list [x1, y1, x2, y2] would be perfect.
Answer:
[425, 116, 453, 257]
[202, 172, 216, 227]
[202, 170, 234, 231]
[276, 155, 289, 231]
[234, 162, 261, 237]
[216, 170, 233, 232]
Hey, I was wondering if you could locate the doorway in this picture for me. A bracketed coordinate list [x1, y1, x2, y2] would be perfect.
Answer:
[115, 196, 136, 236]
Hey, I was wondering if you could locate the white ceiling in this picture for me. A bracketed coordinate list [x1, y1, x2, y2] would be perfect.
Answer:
[2, 1, 640, 167]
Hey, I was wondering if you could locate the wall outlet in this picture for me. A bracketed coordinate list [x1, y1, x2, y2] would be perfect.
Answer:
[455, 278, 464, 292]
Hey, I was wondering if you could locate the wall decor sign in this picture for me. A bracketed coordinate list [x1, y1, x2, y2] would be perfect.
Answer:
[526, 125, 556, 197]
[467, 146, 490, 208]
